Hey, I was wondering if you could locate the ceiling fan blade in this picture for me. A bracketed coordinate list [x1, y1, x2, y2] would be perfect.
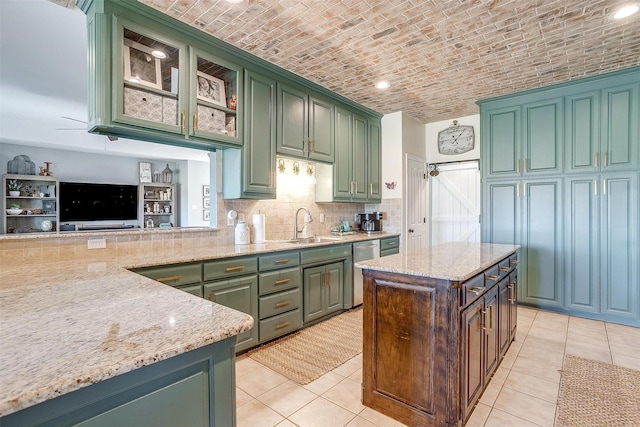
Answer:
[61, 116, 88, 124]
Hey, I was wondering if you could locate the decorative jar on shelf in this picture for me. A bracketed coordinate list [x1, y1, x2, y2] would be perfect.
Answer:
[162, 164, 173, 183]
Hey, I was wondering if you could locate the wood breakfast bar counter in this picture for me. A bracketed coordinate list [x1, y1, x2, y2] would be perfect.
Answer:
[355, 242, 520, 427]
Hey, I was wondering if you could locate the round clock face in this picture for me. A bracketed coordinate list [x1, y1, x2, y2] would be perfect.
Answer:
[437, 125, 475, 155]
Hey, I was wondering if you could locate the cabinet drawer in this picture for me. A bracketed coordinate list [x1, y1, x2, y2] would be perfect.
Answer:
[498, 257, 512, 275]
[259, 267, 301, 296]
[300, 244, 351, 265]
[259, 288, 301, 319]
[380, 248, 399, 257]
[380, 236, 399, 252]
[484, 264, 502, 287]
[259, 252, 300, 271]
[203, 257, 258, 281]
[259, 309, 302, 342]
[462, 273, 486, 307]
[134, 263, 202, 287]
[177, 283, 203, 298]
[509, 253, 519, 269]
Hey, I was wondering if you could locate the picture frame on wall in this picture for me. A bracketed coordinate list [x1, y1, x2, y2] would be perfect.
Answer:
[203, 210, 210, 221]
[203, 198, 210, 209]
[203, 185, 210, 197]
[196, 71, 226, 107]
[123, 39, 162, 90]
[139, 162, 152, 183]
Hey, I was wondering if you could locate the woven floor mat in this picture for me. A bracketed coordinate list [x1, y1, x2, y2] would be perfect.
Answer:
[557, 354, 640, 427]
[248, 308, 363, 384]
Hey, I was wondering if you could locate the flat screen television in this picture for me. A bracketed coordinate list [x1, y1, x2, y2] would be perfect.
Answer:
[60, 182, 138, 222]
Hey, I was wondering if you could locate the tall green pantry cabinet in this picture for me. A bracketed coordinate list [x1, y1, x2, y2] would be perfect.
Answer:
[479, 66, 639, 326]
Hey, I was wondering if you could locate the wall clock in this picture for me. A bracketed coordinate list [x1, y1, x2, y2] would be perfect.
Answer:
[437, 120, 475, 155]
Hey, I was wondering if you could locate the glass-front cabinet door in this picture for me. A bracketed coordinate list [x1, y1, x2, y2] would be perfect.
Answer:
[189, 49, 243, 145]
[114, 17, 187, 135]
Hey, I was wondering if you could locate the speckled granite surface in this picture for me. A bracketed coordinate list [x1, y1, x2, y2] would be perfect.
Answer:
[355, 242, 519, 281]
[0, 230, 396, 417]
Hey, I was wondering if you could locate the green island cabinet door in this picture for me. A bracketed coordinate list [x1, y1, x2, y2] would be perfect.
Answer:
[333, 106, 354, 200]
[204, 275, 258, 352]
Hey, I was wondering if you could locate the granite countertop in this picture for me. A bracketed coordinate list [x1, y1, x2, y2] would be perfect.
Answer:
[355, 242, 519, 281]
[0, 231, 397, 417]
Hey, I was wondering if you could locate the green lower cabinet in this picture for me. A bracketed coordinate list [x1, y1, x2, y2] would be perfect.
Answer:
[565, 173, 638, 320]
[303, 262, 344, 324]
[179, 283, 204, 298]
[204, 275, 258, 352]
[2, 338, 237, 427]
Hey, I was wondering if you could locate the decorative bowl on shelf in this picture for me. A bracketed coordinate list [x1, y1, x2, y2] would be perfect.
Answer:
[7, 208, 23, 215]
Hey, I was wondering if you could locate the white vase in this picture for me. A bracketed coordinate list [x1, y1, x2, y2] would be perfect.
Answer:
[9, 191, 20, 197]
[41, 220, 52, 232]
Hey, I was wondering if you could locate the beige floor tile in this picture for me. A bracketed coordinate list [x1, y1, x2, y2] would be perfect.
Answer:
[236, 387, 253, 407]
[609, 339, 640, 357]
[348, 368, 363, 383]
[323, 377, 366, 414]
[522, 335, 566, 354]
[237, 398, 285, 427]
[568, 316, 606, 333]
[237, 365, 289, 398]
[526, 325, 567, 343]
[488, 365, 510, 387]
[479, 382, 502, 406]
[493, 388, 556, 427]
[358, 407, 407, 426]
[503, 370, 559, 403]
[333, 354, 363, 377]
[257, 380, 317, 417]
[484, 408, 543, 427]
[605, 322, 640, 339]
[611, 353, 640, 371]
[346, 416, 379, 426]
[236, 356, 266, 378]
[499, 352, 517, 370]
[465, 403, 492, 427]
[289, 396, 357, 427]
[565, 334, 610, 351]
[607, 329, 640, 348]
[533, 311, 569, 326]
[511, 356, 561, 383]
[275, 420, 298, 427]
[518, 342, 565, 368]
[303, 370, 345, 395]
[565, 341, 612, 364]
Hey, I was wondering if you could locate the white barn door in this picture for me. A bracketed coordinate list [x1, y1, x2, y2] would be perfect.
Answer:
[429, 161, 480, 245]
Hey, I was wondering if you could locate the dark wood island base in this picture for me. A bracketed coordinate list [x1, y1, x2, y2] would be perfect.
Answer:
[358, 243, 519, 427]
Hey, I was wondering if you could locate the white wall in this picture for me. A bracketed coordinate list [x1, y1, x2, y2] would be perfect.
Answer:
[425, 114, 480, 163]
[381, 112, 403, 199]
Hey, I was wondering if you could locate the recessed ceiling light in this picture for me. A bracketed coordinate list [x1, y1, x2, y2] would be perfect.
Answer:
[151, 50, 166, 59]
[375, 81, 390, 90]
[613, 4, 639, 19]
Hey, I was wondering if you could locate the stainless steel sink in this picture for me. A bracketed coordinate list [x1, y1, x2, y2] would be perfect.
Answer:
[269, 235, 345, 244]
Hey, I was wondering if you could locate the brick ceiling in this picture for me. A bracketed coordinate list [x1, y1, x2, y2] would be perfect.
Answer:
[56, 0, 640, 123]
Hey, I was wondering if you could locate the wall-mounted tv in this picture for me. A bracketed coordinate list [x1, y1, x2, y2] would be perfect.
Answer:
[60, 182, 138, 222]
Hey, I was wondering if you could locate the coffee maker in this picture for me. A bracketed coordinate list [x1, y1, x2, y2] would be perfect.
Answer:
[356, 212, 383, 232]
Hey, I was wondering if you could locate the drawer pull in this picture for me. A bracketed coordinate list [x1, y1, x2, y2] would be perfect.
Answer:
[276, 321, 291, 329]
[510, 260, 519, 265]
[208, 292, 214, 302]
[275, 278, 291, 285]
[274, 259, 290, 265]
[157, 275, 182, 283]
[225, 266, 245, 272]
[499, 266, 510, 272]
[486, 275, 500, 281]
[275, 301, 290, 308]
[387, 242, 397, 246]
[468, 286, 485, 296]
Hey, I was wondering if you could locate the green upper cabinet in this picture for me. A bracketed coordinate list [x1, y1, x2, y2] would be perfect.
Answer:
[481, 98, 563, 178]
[189, 48, 243, 145]
[223, 70, 276, 199]
[352, 113, 368, 201]
[522, 98, 563, 175]
[565, 82, 638, 173]
[600, 83, 638, 171]
[482, 106, 521, 178]
[332, 106, 354, 200]
[368, 119, 382, 201]
[276, 82, 335, 163]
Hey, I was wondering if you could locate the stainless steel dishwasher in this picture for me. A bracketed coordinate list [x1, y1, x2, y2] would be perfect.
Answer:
[352, 239, 380, 306]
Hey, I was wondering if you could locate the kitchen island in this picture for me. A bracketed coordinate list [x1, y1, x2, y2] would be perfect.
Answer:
[355, 242, 519, 427]
[0, 228, 398, 426]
